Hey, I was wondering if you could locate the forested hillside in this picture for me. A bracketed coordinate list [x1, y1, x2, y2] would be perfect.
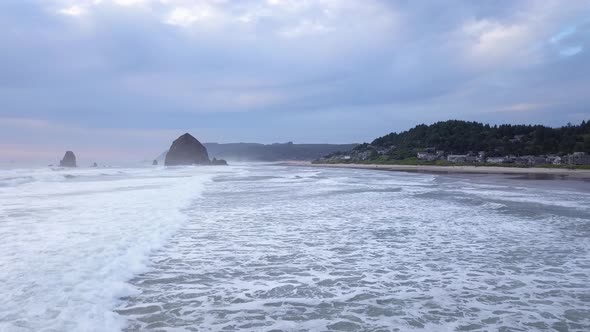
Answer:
[366, 120, 590, 158]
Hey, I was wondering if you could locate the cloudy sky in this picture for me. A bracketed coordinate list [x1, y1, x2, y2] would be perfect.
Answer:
[1, 0, 589, 162]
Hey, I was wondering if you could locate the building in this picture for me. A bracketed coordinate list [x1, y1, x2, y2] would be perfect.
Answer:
[547, 156, 562, 165]
[447, 155, 467, 163]
[532, 156, 546, 166]
[505, 156, 517, 164]
[516, 156, 547, 166]
[477, 151, 486, 163]
[565, 152, 590, 165]
[486, 157, 506, 164]
[417, 152, 438, 161]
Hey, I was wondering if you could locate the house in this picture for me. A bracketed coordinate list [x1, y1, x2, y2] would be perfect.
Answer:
[487, 157, 506, 164]
[518, 156, 547, 166]
[417, 152, 438, 161]
[532, 156, 548, 166]
[515, 157, 527, 165]
[505, 155, 517, 164]
[477, 151, 486, 162]
[547, 155, 562, 165]
[565, 152, 590, 165]
[447, 155, 467, 163]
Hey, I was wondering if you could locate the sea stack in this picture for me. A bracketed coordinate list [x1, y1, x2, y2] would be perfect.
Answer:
[152, 160, 158, 166]
[211, 157, 228, 165]
[164, 133, 210, 166]
[60, 151, 77, 167]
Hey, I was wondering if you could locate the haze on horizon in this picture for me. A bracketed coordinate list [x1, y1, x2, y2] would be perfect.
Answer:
[1, 0, 589, 163]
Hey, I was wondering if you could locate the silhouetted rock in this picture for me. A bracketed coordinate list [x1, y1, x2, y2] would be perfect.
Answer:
[152, 160, 158, 166]
[92, 162, 98, 167]
[164, 133, 210, 166]
[211, 158, 228, 165]
[59, 151, 77, 167]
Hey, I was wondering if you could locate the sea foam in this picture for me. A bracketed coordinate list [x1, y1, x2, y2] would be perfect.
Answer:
[0, 166, 214, 332]
[2, 165, 590, 332]
[118, 165, 590, 332]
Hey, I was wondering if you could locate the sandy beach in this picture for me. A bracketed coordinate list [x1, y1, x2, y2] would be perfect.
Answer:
[285, 161, 590, 180]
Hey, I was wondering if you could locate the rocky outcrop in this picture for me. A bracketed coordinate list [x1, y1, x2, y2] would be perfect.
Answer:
[60, 151, 77, 167]
[152, 160, 158, 166]
[164, 133, 210, 166]
[211, 158, 228, 165]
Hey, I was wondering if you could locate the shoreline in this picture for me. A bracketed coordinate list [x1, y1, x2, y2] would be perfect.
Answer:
[283, 161, 590, 180]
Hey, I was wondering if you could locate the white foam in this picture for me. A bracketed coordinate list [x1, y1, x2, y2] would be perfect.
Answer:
[3, 165, 590, 331]
[117, 165, 590, 331]
[0, 166, 216, 332]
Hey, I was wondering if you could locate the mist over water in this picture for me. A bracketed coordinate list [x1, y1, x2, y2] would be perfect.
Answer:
[1, 165, 590, 331]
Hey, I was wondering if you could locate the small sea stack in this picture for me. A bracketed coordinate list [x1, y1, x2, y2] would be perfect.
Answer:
[211, 157, 228, 166]
[152, 160, 158, 166]
[59, 151, 77, 167]
[164, 133, 210, 166]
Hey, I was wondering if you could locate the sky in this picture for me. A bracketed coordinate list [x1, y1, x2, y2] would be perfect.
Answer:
[1, 0, 589, 163]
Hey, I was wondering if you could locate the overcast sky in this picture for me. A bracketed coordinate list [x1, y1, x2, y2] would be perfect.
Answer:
[1, 0, 589, 162]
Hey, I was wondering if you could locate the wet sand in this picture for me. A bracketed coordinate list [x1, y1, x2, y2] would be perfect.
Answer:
[284, 161, 590, 180]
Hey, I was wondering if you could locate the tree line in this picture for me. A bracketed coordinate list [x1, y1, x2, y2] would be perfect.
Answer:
[363, 120, 590, 159]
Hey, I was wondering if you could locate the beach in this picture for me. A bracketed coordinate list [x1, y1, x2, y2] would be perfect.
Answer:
[285, 161, 590, 180]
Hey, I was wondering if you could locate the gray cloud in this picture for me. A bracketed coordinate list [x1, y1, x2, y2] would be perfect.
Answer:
[1, 0, 589, 161]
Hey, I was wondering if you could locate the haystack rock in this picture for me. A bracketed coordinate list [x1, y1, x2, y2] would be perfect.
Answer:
[164, 133, 210, 166]
[59, 151, 77, 167]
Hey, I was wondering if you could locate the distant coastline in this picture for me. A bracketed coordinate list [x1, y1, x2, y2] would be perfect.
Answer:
[316, 120, 590, 169]
[286, 161, 590, 179]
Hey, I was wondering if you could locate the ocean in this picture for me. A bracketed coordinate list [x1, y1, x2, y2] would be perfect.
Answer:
[1, 164, 589, 331]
